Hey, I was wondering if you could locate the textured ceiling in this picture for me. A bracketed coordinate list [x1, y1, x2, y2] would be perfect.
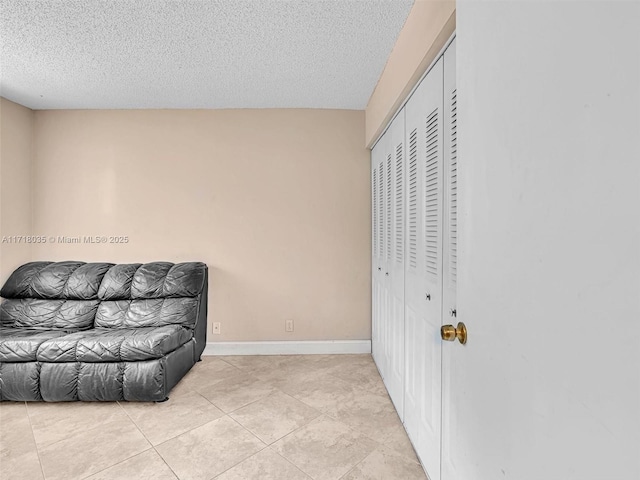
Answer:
[0, 0, 414, 110]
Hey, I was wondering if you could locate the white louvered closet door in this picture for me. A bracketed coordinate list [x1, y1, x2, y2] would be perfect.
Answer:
[371, 111, 406, 416]
[382, 151, 393, 380]
[385, 110, 406, 417]
[371, 132, 388, 373]
[371, 142, 380, 363]
[403, 56, 444, 480]
[441, 37, 459, 480]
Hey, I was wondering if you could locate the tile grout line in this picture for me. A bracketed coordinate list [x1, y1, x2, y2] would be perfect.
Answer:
[220, 379, 317, 416]
[146, 377, 274, 449]
[268, 413, 326, 447]
[204, 379, 321, 480]
[324, 370, 390, 397]
[134, 391, 229, 447]
[264, 444, 314, 479]
[71, 402, 157, 479]
[25, 407, 129, 452]
[114, 400, 181, 480]
[264, 413, 377, 480]
[78, 446, 155, 480]
[215, 357, 239, 369]
[281, 372, 422, 466]
[336, 445, 378, 480]
[216, 387, 274, 415]
[231, 401, 323, 447]
[216, 385, 324, 474]
[206, 446, 267, 480]
[320, 406, 421, 465]
[24, 401, 47, 480]
[128, 406, 270, 480]
[205, 415, 270, 480]
[148, 413, 233, 449]
[278, 408, 408, 478]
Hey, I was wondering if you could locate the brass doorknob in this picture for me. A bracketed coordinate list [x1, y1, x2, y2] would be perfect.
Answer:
[441, 322, 467, 344]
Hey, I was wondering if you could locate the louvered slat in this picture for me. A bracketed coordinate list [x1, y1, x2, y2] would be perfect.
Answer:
[408, 129, 418, 270]
[378, 164, 384, 259]
[373, 169, 378, 258]
[450, 89, 458, 286]
[425, 108, 439, 278]
[395, 143, 403, 264]
[386, 154, 392, 261]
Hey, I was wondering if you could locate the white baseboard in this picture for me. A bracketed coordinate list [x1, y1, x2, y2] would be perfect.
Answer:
[203, 340, 371, 356]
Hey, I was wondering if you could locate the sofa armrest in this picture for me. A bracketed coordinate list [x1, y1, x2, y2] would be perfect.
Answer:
[193, 270, 208, 361]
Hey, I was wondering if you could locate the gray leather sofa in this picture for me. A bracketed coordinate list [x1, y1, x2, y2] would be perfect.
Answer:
[0, 261, 207, 402]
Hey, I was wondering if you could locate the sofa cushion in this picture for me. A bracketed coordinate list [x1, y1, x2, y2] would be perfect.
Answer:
[63, 263, 114, 299]
[96, 262, 207, 300]
[36, 325, 191, 362]
[94, 297, 199, 329]
[161, 263, 207, 297]
[0, 261, 114, 300]
[0, 362, 42, 401]
[1, 298, 100, 330]
[0, 327, 69, 361]
[130, 262, 207, 299]
[130, 262, 174, 298]
[0, 262, 53, 298]
[97, 264, 142, 300]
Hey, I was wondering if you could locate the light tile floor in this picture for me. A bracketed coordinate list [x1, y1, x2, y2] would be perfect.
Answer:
[0, 355, 427, 480]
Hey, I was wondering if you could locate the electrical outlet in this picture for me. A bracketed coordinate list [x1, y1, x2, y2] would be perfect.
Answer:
[285, 319, 294, 332]
[212, 322, 221, 335]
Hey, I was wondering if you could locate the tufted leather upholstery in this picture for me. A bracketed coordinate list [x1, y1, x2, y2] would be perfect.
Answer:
[0, 261, 208, 402]
[36, 325, 192, 362]
[1, 262, 206, 329]
[1, 262, 113, 299]
[0, 328, 69, 362]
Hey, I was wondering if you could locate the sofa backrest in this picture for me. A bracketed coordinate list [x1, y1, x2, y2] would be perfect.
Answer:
[0, 261, 112, 330]
[0, 261, 207, 330]
[95, 262, 206, 329]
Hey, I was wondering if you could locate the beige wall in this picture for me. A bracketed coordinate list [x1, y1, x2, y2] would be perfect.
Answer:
[0, 98, 34, 283]
[32, 109, 371, 342]
[365, 0, 456, 147]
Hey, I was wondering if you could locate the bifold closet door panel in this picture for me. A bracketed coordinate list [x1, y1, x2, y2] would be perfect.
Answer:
[441, 37, 459, 479]
[372, 148, 380, 364]
[382, 143, 393, 385]
[385, 109, 406, 418]
[371, 132, 388, 375]
[403, 56, 445, 480]
[371, 109, 406, 419]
